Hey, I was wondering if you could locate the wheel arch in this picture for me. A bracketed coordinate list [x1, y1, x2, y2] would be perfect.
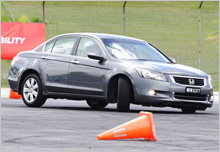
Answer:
[106, 73, 135, 103]
[18, 69, 41, 94]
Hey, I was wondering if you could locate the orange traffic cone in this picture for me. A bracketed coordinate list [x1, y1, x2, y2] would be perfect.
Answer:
[97, 111, 157, 141]
[9, 89, 22, 99]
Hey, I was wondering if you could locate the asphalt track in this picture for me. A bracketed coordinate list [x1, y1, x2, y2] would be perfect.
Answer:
[1, 98, 219, 152]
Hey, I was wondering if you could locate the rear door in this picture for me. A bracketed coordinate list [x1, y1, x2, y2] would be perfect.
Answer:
[39, 36, 78, 93]
[67, 36, 109, 96]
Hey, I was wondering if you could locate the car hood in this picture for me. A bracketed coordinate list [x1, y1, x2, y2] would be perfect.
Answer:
[130, 60, 208, 77]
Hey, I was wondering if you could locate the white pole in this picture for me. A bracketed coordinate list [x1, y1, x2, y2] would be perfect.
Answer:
[123, 1, 127, 35]
[198, 1, 203, 70]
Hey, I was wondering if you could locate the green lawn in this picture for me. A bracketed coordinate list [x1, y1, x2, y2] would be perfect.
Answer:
[1, 60, 11, 88]
[1, 1, 219, 90]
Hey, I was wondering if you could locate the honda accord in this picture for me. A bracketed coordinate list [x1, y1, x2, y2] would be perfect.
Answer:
[8, 33, 214, 113]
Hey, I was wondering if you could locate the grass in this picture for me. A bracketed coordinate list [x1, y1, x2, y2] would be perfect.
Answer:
[1, 1, 219, 91]
[1, 60, 11, 88]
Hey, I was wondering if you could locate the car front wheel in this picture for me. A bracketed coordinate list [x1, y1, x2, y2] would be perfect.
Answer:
[21, 74, 46, 107]
[117, 77, 132, 112]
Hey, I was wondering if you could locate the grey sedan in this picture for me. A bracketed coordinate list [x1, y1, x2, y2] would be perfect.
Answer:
[8, 33, 214, 113]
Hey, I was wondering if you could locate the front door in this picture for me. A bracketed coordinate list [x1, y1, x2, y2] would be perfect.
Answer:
[68, 37, 108, 96]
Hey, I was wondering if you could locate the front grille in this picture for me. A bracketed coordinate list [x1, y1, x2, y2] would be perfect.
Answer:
[174, 92, 207, 101]
[173, 76, 204, 86]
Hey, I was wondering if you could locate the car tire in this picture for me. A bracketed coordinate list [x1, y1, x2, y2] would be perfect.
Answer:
[21, 74, 46, 107]
[117, 77, 131, 112]
[86, 100, 108, 109]
[181, 107, 196, 113]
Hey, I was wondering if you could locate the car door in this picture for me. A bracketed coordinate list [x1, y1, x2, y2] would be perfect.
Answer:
[67, 37, 108, 96]
[39, 36, 78, 93]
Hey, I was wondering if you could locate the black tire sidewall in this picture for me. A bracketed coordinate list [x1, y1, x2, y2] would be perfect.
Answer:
[117, 77, 131, 112]
[86, 100, 108, 109]
[181, 107, 197, 113]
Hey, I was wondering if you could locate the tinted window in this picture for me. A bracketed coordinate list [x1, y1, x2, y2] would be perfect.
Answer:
[52, 37, 77, 55]
[45, 40, 56, 53]
[102, 38, 170, 63]
[76, 37, 103, 57]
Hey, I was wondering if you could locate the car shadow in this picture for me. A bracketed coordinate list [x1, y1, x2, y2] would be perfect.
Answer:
[3, 98, 217, 115]
[39, 105, 215, 115]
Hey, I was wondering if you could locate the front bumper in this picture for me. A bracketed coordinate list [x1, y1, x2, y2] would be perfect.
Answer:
[8, 76, 19, 92]
[133, 75, 213, 110]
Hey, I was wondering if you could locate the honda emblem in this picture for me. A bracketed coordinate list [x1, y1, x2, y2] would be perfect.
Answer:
[188, 78, 195, 85]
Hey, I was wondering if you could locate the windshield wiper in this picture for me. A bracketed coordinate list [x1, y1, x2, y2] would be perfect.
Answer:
[130, 59, 149, 61]
[130, 59, 168, 63]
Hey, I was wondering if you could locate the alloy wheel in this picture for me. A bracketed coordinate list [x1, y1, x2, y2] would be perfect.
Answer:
[23, 78, 38, 103]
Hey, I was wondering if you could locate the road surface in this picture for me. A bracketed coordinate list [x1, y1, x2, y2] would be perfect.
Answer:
[1, 98, 219, 152]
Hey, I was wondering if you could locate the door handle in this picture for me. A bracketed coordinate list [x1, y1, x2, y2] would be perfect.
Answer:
[70, 60, 79, 64]
[41, 56, 49, 60]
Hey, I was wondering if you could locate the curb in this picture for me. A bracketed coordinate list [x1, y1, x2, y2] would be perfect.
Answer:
[1, 88, 219, 102]
[1, 88, 11, 98]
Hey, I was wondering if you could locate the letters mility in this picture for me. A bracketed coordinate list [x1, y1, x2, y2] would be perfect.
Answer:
[1, 22, 46, 60]
[1, 37, 26, 44]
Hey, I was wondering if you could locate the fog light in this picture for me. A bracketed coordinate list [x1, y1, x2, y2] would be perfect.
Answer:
[148, 90, 156, 95]
[209, 95, 214, 101]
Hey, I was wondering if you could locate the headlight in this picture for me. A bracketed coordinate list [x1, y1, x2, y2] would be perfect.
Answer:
[208, 75, 212, 85]
[136, 68, 167, 81]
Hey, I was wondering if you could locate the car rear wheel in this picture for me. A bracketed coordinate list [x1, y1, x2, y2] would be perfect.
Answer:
[86, 100, 108, 109]
[181, 107, 196, 113]
[117, 77, 131, 112]
[21, 74, 46, 107]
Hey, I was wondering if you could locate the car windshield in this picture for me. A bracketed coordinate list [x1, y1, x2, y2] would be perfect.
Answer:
[102, 38, 170, 63]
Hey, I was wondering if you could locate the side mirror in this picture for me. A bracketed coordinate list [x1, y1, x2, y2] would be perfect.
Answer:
[169, 57, 176, 63]
[88, 53, 106, 62]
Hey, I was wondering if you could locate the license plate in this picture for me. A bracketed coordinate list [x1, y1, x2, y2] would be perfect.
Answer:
[186, 87, 201, 94]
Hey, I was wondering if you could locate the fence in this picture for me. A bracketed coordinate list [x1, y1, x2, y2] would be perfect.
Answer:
[1, 1, 219, 90]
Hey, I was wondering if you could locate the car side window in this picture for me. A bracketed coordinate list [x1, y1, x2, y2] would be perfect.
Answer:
[51, 37, 77, 55]
[44, 40, 56, 53]
[34, 44, 44, 52]
[76, 37, 104, 57]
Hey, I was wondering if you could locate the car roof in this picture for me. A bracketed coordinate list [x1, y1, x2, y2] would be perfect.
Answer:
[57, 33, 145, 42]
